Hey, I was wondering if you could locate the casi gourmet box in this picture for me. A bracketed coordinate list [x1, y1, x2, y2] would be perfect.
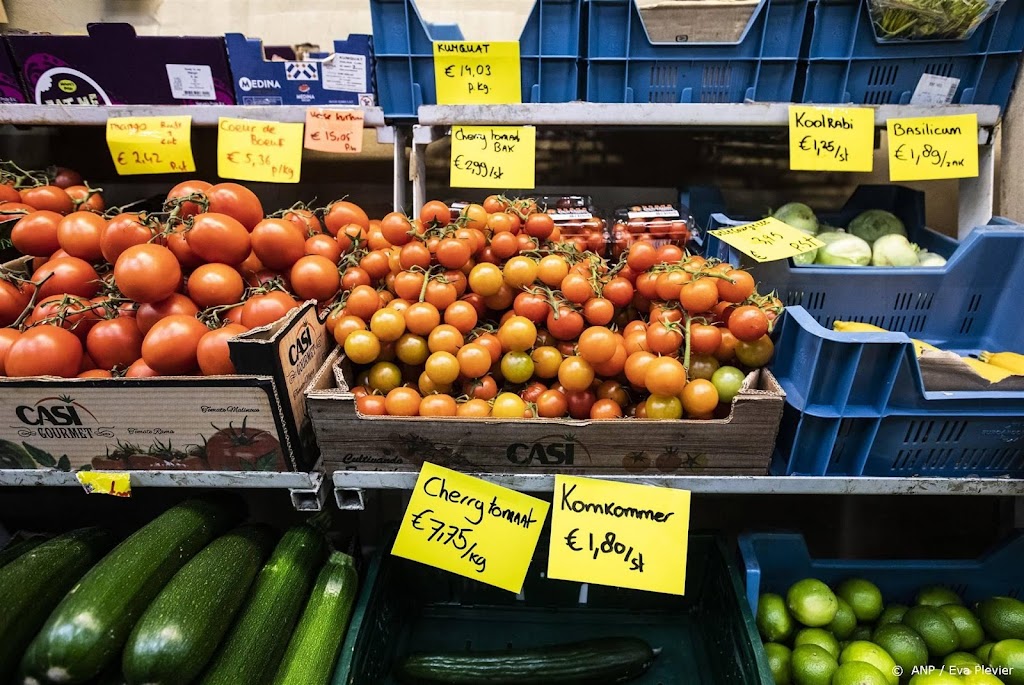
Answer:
[0, 302, 330, 473]
[0, 41, 27, 103]
[306, 347, 784, 475]
[5, 23, 235, 105]
[225, 33, 374, 106]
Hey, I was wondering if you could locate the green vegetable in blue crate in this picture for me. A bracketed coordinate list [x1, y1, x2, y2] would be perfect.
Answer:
[848, 209, 907, 244]
[815, 232, 873, 266]
[868, 0, 998, 41]
[917, 250, 948, 267]
[871, 234, 920, 266]
[773, 203, 819, 265]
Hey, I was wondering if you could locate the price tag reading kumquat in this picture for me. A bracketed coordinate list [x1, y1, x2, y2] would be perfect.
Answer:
[887, 113, 978, 181]
[304, 108, 364, 153]
[76, 471, 131, 497]
[450, 125, 535, 189]
[217, 117, 303, 183]
[106, 115, 195, 175]
[708, 217, 825, 263]
[433, 41, 521, 105]
[789, 105, 874, 172]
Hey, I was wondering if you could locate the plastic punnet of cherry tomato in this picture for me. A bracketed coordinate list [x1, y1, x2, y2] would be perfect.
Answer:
[329, 194, 784, 421]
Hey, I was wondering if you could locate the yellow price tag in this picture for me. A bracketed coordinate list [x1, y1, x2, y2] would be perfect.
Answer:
[450, 125, 535, 189]
[106, 116, 195, 175]
[392, 462, 549, 593]
[789, 105, 874, 172]
[887, 113, 979, 181]
[217, 117, 303, 183]
[433, 41, 521, 105]
[708, 217, 825, 263]
[76, 471, 131, 497]
[304, 108, 364, 154]
[547, 475, 691, 595]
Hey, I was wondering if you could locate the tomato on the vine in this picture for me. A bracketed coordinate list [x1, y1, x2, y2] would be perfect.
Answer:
[728, 305, 770, 342]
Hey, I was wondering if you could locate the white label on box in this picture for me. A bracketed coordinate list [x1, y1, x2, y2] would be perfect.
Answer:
[910, 74, 960, 106]
[627, 204, 680, 219]
[166, 64, 217, 101]
[548, 208, 593, 221]
[321, 53, 367, 92]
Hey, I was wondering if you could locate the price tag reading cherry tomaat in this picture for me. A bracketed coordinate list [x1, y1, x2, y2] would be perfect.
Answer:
[887, 113, 979, 181]
[708, 217, 825, 263]
[450, 125, 535, 189]
[433, 41, 521, 105]
[789, 105, 874, 172]
[106, 115, 196, 175]
[392, 462, 549, 593]
[76, 471, 131, 497]
[217, 117, 303, 183]
[547, 475, 691, 595]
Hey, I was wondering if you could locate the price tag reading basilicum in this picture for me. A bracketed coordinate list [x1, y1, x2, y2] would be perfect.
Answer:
[217, 117, 303, 183]
[887, 113, 978, 181]
[708, 217, 825, 263]
[433, 41, 521, 104]
[547, 476, 691, 595]
[789, 105, 874, 172]
[450, 125, 535, 189]
[392, 462, 549, 593]
[106, 115, 195, 175]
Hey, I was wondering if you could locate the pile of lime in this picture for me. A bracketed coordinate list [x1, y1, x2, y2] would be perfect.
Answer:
[757, 579, 1024, 685]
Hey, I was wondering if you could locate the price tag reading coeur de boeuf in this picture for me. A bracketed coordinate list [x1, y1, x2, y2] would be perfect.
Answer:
[392, 462, 549, 593]
[450, 125, 535, 189]
[887, 113, 979, 182]
[106, 115, 196, 175]
[708, 217, 825, 263]
[217, 117, 303, 183]
[788, 105, 874, 172]
[433, 41, 521, 105]
[547, 475, 691, 595]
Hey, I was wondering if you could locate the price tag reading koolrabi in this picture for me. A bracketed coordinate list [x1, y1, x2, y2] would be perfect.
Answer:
[217, 117, 303, 183]
[708, 217, 824, 263]
[433, 41, 521, 105]
[789, 105, 874, 172]
[76, 471, 131, 497]
[106, 116, 196, 175]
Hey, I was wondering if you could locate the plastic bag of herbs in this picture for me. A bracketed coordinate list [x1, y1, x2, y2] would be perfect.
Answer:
[867, 0, 1003, 41]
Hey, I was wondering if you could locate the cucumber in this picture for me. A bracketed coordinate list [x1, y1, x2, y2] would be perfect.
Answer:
[200, 524, 326, 685]
[0, 535, 49, 569]
[123, 524, 276, 685]
[271, 551, 359, 685]
[20, 498, 234, 684]
[0, 528, 115, 682]
[396, 636, 658, 684]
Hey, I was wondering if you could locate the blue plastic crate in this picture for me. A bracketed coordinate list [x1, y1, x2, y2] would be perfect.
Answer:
[584, 0, 807, 103]
[802, 0, 1024, 108]
[739, 532, 1024, 615]
[370, 0, 581, 118]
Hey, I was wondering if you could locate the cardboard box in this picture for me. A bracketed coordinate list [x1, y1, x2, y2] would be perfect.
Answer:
[225, 33, 374, 106]
[0, 41, 27, 103]
[0, 302, 330, 473]
[307, 347, 784, 475]
[635, 0, 761, 43]
[5, 23, 236, 105]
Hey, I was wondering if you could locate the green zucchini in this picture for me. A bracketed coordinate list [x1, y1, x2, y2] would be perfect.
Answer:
[0, 535, 49, 569]
[271, 551, 359, 685]
[20, 498, 233, 684]
[0, 528, 115, 682]
[200, 524, 326, 685]
[122, 524, 276, 685]
[396, 636, 658, 684]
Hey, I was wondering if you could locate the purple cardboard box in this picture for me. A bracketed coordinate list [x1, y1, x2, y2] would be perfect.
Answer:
[6, 23, 235, 105]
[0, 42, 26, 103]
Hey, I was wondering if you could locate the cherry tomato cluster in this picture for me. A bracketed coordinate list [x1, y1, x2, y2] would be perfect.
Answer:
[330, 195, 783, 421]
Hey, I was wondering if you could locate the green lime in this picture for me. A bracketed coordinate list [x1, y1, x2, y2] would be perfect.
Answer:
[839, 641, 899, 685]
[872, 624, 929, 676]
[765, 642, 793, 685]
[988, 639, 1024, 685]
[977, 597, 1024, 641]
[962, 673, 1008, 685]
[830, 598, 858, 640]
[939, 604, 986, 651]
[877, 604, 909, 628]
[902, 605, 960, 657]
[908, 673, 965, 685]
[791, 644, 838, 685]
[796, 628, 841, 659]
[788, 579, 840, 628]
[944, 651, 982, 676]
[976, 643, 995, 663]
[916, 586, 963, 607]
[831, 660, 890, 685]
[759, 593, 795, 642]
[837, 579, 884, 623]
[850, 625, 873, 642]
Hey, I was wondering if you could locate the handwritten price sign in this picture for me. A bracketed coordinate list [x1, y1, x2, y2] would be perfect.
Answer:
[789, 106, 874, 172]
[217, 117, 303, 184]
[547, 475, 691, 595]
[304, 108, 364, 154]
[392, 462, 549, 593]
[450, 125, 535, 189]
[708, 217, 824, 263]
[887, 114, 978, 181]
[106, 116, 195, 175]
[433, 41, 521, 105]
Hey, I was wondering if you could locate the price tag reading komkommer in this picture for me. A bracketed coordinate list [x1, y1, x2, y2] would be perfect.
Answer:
[392, 462, 549, 593]
[547, 475, 691, 595]
[450, 125, 535, 189]
[217, 117, 303, 184]
[789, 105, 874, 172]
[708, 217, 825, 263]
[106, 115, 196, 175]
[887, 113, 979, 181]
[433, 41, 521, 105]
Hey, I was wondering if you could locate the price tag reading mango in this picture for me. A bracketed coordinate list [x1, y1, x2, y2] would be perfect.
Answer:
[304, 108, 363, 154]
[217, 117, 303, 183]
[708, 217, 825, 263]
[433, 41, 521, 105]
[887, 113, 978, 181]
[789, 105, 874, 172]
[76, 471, 131, 497]
[392, 462, 549, 593]
[106, 116, 195, 175]
[450, 125, 535, 189]
[547, 476, 691, 595]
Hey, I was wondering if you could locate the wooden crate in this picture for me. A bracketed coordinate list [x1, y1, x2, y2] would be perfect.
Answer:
[306, 347, 784, 475]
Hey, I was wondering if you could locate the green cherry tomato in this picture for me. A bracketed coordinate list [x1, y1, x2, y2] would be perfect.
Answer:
[711, 365, 746, 403]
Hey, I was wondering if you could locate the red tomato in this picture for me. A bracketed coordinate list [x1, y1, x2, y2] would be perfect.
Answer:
[304, 234, 342, 262]
[290, 255, 341, 302]
[32, 257, 100, 300]
[197, 323, 248, 375]
[136, 294, 200, 335]
[251, 218, 306, 270]
[204, 423, 284, 470]
[165, 179, 212, 218]
[6, 325, 83, 377]
[20, 185, 73, 214]
[114, 244, 182, 304]
[0, 280, 31, 328]
[240, 291, 297, 329]
[205, 182, 264, 230]
[86, 317, 144, 370]
[325, 200, 370, 236]
[100, 213, 155, 264]
[187, 263, 245, 308]
[57, 211, 106, 261]
[65, 185, 105, 213]
[186, 213, 252, 265]
[11, 210, 62, 257]
[141, 314, 210, 375]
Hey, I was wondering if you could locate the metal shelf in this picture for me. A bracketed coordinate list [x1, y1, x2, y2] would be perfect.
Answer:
[0, 469, 326, 511]
[0, 104, 387, 128]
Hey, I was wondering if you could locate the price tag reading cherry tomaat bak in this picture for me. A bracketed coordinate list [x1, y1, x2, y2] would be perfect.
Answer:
[789, 105, 874, 172]
[547, 475, 691, 595]
[303, 108, 364, 154]
[76, 471, 131, 497]
[450, 125, 535, 189]
[106, 115, 196, 175]
[217, 117, 303, 183]
[433, 41, 521, 105]
[887, 113, 979, 182]
[392, 462, 549, 593]
[708, 217, 825, 263]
